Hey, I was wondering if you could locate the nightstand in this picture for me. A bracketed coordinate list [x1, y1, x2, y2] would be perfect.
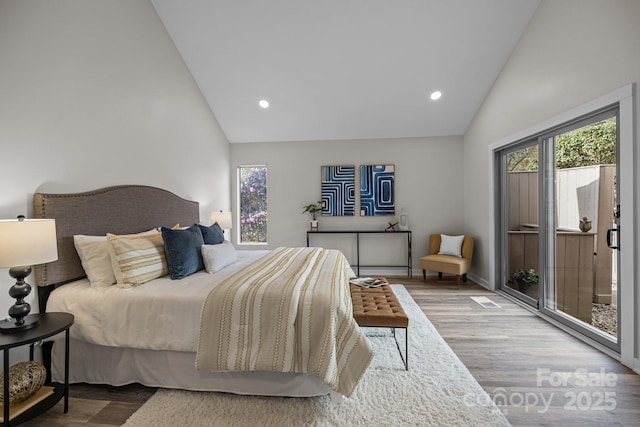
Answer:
[0, 312, 74, 426]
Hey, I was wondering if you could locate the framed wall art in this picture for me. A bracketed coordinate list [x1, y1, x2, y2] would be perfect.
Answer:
[360, 164, 395, 216]
[321, 165, 355, 216]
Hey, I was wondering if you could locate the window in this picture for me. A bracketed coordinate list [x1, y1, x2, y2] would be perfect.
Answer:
[238, 165, 267, 244]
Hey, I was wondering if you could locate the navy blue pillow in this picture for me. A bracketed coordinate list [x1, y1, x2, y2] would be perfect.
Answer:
[198, 223, 225, 245]
[161, 225, 205, 279]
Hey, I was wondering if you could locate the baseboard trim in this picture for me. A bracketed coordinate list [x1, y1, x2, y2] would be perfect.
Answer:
[467, 273, 491, 290]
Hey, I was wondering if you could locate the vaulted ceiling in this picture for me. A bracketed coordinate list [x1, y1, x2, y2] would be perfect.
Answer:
[151, 0, 540, 143]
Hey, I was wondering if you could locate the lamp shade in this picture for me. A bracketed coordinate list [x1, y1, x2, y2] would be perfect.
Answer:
[210, 211, 232, 229]
[0, 218, 58, 267]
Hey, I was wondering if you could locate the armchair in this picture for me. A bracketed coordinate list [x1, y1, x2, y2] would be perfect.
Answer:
[420, 234, 474, 286]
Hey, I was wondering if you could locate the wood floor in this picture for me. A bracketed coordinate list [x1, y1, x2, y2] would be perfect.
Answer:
[22, 277, 640, 426]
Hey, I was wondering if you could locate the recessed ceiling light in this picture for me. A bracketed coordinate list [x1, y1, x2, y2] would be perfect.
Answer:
[430, 91, 442, 101]
[259, 99, 270, 109]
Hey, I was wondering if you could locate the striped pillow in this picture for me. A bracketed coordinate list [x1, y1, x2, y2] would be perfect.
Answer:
[107, 230, 168, 288]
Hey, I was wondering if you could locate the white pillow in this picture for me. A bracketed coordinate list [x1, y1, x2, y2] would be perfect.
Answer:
[202, 242, 238, 273]
[73, 235, 116, 288]
[438, 234, 464, 257]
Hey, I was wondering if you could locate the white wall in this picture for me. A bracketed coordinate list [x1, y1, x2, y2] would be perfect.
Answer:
[0, 0, 230, 332]
[230, 137, 464, 275]
[464, 0, 640, 284]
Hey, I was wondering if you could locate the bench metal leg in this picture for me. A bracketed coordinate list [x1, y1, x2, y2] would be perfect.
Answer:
[392, 327, 409, 370]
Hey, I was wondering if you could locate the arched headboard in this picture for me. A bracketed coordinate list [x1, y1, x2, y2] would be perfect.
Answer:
[33, 185, 200, 287]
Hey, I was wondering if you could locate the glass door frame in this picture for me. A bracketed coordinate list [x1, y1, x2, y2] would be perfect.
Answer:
[536, 109, 620, 353]
[496, 139, 540, 310]
[489, 85, 635, 363]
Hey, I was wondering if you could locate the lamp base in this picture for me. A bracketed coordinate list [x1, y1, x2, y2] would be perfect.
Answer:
[0, 314, 39, 334]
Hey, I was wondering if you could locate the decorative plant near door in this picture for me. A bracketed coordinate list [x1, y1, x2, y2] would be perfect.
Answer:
[509, 268, 539, 294]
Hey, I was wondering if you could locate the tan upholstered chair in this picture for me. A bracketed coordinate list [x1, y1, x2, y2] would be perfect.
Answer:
[420, 234, 474, 286]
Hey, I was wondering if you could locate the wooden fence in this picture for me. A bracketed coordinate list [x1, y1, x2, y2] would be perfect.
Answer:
[506, 165, 616, 311]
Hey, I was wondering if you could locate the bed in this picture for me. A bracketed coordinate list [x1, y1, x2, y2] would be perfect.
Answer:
[33, 185, 373, 398]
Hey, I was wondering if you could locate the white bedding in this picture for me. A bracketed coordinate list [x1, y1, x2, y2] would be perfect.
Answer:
[46, 250, 270, 352]
[51, 339, 333, 397]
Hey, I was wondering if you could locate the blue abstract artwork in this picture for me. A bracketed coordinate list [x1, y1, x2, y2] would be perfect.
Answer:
[360, 165, 395, 216]
[321, 165, 355, 216]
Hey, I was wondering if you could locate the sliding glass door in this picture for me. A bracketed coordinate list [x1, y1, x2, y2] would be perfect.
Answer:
[541, 113, 619, 350]
[498, 109, 619, 351]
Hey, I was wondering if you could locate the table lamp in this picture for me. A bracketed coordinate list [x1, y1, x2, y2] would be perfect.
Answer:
[210, 211, 232, 239]
[0, 216, 58, 333]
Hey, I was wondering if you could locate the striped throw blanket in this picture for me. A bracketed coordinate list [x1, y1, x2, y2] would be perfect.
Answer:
[196, 247, 374, 397]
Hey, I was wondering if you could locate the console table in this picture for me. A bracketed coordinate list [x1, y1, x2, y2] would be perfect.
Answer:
[306, 230, 412, 277]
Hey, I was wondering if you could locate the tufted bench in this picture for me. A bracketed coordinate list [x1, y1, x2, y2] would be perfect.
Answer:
[350, 280, 409, 370]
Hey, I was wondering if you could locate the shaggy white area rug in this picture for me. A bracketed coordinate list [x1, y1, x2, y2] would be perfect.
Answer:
[124, 285, 510, 426]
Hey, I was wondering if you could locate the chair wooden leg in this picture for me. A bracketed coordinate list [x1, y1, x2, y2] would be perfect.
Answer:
[438, 272, 443, 280]
[422, 269, 426, 282]
[456, 275, 461, 289]
[462, 274, 467, 282]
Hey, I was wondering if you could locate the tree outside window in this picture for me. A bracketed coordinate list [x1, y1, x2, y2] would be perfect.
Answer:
[507, 117, 616, 172]
[238, 166, 267, 244]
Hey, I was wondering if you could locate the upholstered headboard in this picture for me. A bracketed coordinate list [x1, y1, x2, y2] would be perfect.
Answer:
[33, 185, 200, 287]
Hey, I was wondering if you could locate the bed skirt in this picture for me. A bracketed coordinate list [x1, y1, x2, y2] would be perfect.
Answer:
[51, 339, 332, 397]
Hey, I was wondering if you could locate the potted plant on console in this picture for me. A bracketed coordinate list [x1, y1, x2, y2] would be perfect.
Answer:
[303, 201, 323, 231]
